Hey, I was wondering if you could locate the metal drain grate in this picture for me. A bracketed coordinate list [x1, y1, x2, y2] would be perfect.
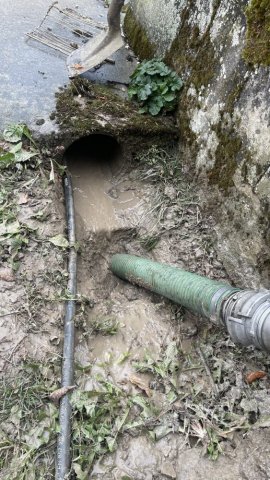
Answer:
[27, 3, 106, 56]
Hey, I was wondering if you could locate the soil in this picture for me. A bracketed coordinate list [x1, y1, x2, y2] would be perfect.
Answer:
[1, 22, 270, 479]
[1, 130, 270, 479]
[0, 0, 268, 478]
[0, 167, 65, 373]
[1, 120, 270, 480]
[63, 135, 270, 479]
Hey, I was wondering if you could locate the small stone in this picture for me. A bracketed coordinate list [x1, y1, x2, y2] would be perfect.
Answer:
[164, 185, 177, 200]
[124, 287, 138, 301]
[36, 118, 45, 126]
[50, 336, 60, 345]
[107, 187, 119, 199]
[160, 461, 176, 478]
[0, 268, 15, 282]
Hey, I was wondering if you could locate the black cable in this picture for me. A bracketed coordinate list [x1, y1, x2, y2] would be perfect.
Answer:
[56, 175, 77, 479]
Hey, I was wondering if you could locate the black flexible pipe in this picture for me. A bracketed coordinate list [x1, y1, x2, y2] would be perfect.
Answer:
[56, 175, 77, 480]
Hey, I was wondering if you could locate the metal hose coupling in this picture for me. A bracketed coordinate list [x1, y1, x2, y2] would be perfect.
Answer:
[110, 254, 270, 353]
[221, 290, 270, 352]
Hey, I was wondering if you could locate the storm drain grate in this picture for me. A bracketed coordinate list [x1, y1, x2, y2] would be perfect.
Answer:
[27, 3, 106, 56]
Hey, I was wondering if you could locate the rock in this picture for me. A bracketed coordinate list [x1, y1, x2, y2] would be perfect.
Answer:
[126, 0, 270, 288]
[35, 118, 45, 125]
[160, 461, 177, 478]
[164, 185, 177, 200]
[124, 287, 138, 301]
[0, 268, 15, 282]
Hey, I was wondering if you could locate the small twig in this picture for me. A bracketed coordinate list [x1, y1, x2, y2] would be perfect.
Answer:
[182, 365, 204, 372]
[0, 311, 19, 318]
[0, 445, 13, 452]
[2, 335, 27, 368]
[196, 345, 219, 396]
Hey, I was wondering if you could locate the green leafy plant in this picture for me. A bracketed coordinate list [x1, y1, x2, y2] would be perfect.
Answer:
[134, 342, 179, 380]
[207, 429, 223, 460]
[0, 123, 38, 170]
[70, 379, 156, 478]
[128, 59, 183, 116]
[91, 315, 119, 335]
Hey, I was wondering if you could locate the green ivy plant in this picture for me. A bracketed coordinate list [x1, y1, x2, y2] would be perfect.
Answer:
[128, 59, 183, 116]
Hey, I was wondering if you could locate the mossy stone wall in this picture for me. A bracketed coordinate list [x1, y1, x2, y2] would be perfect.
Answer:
[243, 0, 270, 66]
[124, 0, 270, 287]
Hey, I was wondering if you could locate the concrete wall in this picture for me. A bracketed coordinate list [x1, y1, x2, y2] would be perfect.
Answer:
[127, 0, 182, 55]
[125, 0, 270, 288]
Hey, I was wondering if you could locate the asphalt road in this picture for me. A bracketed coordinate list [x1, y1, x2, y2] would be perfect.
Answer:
[0, 0, 135, 134]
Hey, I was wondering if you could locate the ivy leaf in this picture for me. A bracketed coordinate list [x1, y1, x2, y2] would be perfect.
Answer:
[106, 436, 116, 452]
[49, 234, 69, 248]
[10, 142, 22, 154]
[73, 463, 88, 480]
[15, 150, 38, 163]
[3, 124, 26, 143]
[0, 152, 15, 169]
[3, 124, 36, 145]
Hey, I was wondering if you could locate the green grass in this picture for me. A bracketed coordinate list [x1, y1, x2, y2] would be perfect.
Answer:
[135, 145, 197, 237]
[0, 361, 59, 479]
[91, 315, 120, 336]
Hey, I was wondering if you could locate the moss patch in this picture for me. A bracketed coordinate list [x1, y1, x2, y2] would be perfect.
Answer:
[55, 78, 177, 152]
[243, 0, 270, 66]
[123, 7, 155, 60]
[162, 0, 222, 173]
[165, 0, 221, 89]
[208, 128, 242, 192]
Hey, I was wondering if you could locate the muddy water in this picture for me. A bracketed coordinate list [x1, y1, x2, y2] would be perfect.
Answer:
[65, 136, 173, 390]
[66, 139, 138, 232]
[63, 138, 267, 480]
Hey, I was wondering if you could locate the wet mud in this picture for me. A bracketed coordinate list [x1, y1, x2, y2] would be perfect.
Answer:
[64, 135, 270, 479]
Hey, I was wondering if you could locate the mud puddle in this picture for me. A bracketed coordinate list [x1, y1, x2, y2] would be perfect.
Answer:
[66, 135, 138, 233]
[65, 135, 173, 385]
[63, 135, 270, 480]
[2, 133, 269, 479]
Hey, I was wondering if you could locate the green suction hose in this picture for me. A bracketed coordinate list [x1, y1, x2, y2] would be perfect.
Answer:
[110, 254, 270, 352]
[110, 254, 237, 321]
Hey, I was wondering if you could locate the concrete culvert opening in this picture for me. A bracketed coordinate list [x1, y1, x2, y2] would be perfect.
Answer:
[64, 134, 133, 233]
[65, 134, 122, 165]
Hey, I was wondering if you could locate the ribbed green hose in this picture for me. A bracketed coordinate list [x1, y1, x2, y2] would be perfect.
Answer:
[110, 254, 239, 320]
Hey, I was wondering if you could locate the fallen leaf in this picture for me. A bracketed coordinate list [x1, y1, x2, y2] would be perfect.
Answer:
[18, 192, 29, 205]
[253, 415, 270, 429]
[49, 385, 76, 403]
[116, 351, 130, 364]
[72, 63, 84, 70]
[3, 125, 24, 143]
[245, 371, 267, 384]
[129, 374, 152, 397]
[73, 463, 88, 480]
[15, 150, 38, 163]
[49, 234, 69, 248]
[0, 221, 20, 237]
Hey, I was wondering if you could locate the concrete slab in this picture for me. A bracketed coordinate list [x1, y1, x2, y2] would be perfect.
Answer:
[0, 0, 136, 134]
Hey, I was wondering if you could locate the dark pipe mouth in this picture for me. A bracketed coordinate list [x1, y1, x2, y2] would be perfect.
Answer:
[64, 134, 121, 164]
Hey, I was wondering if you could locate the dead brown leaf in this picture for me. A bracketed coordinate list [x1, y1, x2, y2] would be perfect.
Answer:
[72, 63, 84, 70]
[49, 385, 76, 403]
[245, 371, 267, 384]
[129, 374, 152, 397]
